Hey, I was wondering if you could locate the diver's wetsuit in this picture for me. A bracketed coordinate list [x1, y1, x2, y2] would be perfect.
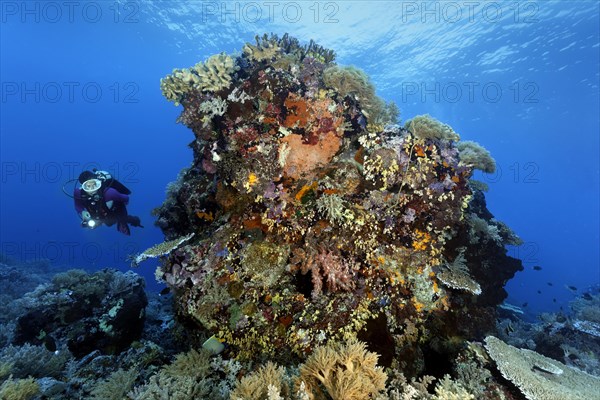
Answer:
[74, 186, 141, 235]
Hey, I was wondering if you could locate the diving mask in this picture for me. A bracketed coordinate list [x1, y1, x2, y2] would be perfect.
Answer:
[82, 178, 102, 194]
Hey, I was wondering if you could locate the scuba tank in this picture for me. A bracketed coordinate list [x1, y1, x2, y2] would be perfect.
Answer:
[94, 170, 131, 195]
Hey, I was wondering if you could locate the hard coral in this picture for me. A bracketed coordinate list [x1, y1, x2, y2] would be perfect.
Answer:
[485, 336, 600, 400]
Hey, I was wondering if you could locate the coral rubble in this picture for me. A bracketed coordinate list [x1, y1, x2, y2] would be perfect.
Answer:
[147, 34, 523, 374]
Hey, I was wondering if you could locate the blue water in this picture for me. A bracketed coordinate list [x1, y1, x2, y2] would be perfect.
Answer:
[1, 1, 598, 315]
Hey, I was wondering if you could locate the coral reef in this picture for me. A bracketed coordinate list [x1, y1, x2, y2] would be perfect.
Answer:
[485, 335, 600, 400]
[497, 287, 600, 376]
[12, 269, 147, 358]
[0, 344, 70, 380]
[146, 34, 523, 375]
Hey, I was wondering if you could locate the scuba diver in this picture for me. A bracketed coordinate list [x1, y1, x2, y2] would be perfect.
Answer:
[73, 169, 143, 235]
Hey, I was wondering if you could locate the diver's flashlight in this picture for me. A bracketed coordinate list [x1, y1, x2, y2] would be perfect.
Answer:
[87, 220, 96, 228]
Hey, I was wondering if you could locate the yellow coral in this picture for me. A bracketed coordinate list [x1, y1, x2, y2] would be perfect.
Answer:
[243, 172, 258, 193]
[412, 229, 432, 251]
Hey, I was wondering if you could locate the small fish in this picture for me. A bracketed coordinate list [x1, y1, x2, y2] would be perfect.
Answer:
[553, 298, 557, 303]
[567, 285, 578, 292]
[522, 302, 528, 307]
[159, 287, 171, 296]
[547, 282, 553, 286]
[533, 266, 542, 271]
[583, 293, 593, 301]
[537, 290, 542, 294]
[202, 335, 225, 355]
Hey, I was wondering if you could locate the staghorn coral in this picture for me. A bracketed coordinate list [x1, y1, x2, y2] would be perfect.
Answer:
[484, 336, 600, 400]
[296, 339, 387, 400]
[243, 38, 282, 62]
[199, 97, 228, 119]
[243, 33, 335, 65]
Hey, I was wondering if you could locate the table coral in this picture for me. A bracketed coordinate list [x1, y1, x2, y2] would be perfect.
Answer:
[484, 336, 600, 400]
[146, 34, 523, 370]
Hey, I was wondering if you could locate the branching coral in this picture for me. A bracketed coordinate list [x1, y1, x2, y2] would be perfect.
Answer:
[230, 362, 291, 400]
[128, 348, 237, 400]
[296, 339, 387, 400]
[243, 38, 282, 62]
